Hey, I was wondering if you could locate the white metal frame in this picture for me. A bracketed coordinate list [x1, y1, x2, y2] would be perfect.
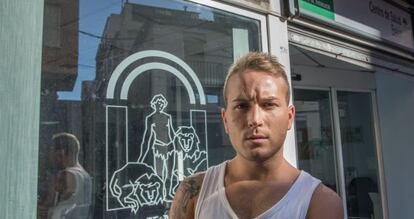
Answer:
[293, 86, 348, 215]
[371, 91, 389, 219]
[335, 89, 388, 219]
[292, 86, 342, 193]
[267, 14, 297, 165]
[330, 88, 348, 218]
[187, 0, 269, 53]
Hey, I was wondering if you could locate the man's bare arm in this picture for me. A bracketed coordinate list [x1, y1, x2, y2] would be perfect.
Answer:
[169, 173, 205, 219]
[307, 184, 344, 219]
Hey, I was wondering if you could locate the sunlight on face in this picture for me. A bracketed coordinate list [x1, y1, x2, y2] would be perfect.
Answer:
[222, 70, 295, 162]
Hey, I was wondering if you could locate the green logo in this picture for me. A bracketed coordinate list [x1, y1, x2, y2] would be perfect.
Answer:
[299, 0, 335, 20]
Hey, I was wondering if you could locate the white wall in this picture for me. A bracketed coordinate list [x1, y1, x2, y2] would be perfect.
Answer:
[0, 0, 43, 218]
[375, 71, 414, 219]
[268, 16, 298, 166]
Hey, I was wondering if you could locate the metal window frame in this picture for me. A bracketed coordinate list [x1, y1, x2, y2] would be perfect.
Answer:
[330, 87, 349, 218]
[292, 86, 342, 194]
[333, 89, 389, 219]
[371, 91, 390, 219]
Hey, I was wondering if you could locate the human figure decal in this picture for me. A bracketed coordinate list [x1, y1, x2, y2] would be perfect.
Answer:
[109, 94, 207, 215]
[138, 94, 177, 201]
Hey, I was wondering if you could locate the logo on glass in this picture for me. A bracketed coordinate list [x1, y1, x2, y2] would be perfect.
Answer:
[105, 50, 208, 216]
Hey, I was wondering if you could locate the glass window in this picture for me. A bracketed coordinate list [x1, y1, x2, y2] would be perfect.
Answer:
[294, 89, 384, 219]
[37, 0, 262, 218]
[294, 89, 338, 192]
[337, 91, 383, 219]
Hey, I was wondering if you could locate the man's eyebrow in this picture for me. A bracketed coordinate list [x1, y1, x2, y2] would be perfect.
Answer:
[230, 98, 249, 103]
[231, 96, 281, 103]
[262, 96, 279, 101]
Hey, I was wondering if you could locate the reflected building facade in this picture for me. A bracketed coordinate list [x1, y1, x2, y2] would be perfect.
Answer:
[77, 2, 260, 218]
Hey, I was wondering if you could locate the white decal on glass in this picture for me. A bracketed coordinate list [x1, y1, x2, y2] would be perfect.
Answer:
[106, 50, 206, 104]
[106, 50, 209, 217]
[138, 94, 178, 201]
[109, 162, 163, 214]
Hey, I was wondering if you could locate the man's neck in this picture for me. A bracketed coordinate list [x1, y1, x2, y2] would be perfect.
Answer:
[225, 153, 298, 184]
[62, 159, 79, 168]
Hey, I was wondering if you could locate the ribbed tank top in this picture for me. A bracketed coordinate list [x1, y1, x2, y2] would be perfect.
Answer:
[194, 162, 321, 219]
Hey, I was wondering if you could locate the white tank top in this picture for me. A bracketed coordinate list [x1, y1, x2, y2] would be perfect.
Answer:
[49, 165, 92, 219]
[195, 162, 321, 219]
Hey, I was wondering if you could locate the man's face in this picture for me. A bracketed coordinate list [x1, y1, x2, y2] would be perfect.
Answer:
[221, 70, 295, 162]
[51, 146, 65, 169]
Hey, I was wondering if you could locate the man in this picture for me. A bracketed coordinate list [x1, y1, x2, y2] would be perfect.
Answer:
[169, 52, 343, 219]
[44, 133, 92, 219]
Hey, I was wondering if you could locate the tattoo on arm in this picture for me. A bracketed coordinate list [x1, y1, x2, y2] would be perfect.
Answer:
[180, 179, 200, 213]
[170, 175, 203, 219]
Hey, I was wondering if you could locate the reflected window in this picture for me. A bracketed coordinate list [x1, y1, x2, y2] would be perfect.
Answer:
[294, 89, 338, 192]
[37, 0, 262, 218]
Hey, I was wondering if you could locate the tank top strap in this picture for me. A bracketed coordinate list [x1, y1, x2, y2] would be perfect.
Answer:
[194, 162, 227, 219]
[255, 171, 321, 219]
[295, 171, 321, 218]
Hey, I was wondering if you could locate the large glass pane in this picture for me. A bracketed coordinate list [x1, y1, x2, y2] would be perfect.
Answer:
[37, 0, 262, 218]
[337, 91, 383, 219]
[294, 89, 338, 192]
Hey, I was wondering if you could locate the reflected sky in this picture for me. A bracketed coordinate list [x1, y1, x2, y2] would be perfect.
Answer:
[58, 0, 214, 100]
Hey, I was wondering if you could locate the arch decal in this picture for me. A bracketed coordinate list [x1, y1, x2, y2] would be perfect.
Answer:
[120, 62, 196, 103]
[106, 50, 206, 105]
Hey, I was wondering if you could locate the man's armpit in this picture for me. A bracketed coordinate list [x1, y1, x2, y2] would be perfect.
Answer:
[169, 173, 205, 219]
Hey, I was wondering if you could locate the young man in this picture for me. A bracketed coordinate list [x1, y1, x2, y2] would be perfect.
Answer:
[169, 52, 343, 219]
[39, 133, 92, 219]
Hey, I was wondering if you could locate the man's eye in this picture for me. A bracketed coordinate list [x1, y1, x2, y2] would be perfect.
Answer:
[234, 103, 248, 110]
[263, 102, 277, 109]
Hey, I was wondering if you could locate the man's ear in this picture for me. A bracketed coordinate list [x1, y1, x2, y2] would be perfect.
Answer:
[287, 105, 295, 130]
[221, 108, 229, 134]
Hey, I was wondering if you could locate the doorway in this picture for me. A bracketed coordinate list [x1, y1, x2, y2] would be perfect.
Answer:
[290, 44, 384, 219]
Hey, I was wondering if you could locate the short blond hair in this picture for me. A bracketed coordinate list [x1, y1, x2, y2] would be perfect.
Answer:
[52, 132, 80, 158]
[223, 52, 290, 107]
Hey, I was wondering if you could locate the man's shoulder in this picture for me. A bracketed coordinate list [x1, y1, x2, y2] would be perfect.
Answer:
[169, 172, 206, 219]
[175, 172, 206, 202]
[181, 172, 206, 191]
[307, 184, 344, 219]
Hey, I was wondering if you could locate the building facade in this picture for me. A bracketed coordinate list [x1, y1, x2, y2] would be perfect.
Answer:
[1, 0, 413, 218]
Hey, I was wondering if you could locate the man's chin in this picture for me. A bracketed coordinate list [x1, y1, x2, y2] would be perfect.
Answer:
[243, 147, 282, 163]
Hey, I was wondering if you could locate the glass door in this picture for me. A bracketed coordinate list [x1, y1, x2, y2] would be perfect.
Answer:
[336, 91, 383, 219]
[37, 0, 268, 218]
[294, 89, 339, 192]
[294, 88, 383, 219]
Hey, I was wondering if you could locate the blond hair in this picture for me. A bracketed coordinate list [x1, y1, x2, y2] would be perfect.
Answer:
[52, 132, 80, 158]
[223, 52, 290, 107]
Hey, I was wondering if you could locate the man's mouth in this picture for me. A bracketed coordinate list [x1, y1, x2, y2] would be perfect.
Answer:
[246, 134, 267, 140]
[245, 135, 268, 144]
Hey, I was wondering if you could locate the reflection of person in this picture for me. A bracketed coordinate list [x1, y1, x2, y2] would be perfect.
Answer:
[170, 52, 343, 218]
[138, 94, 176, 200]
[46, 133, 92, 219]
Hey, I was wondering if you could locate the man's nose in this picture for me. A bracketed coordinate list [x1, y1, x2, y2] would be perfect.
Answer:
[247, 105, 263, 128]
